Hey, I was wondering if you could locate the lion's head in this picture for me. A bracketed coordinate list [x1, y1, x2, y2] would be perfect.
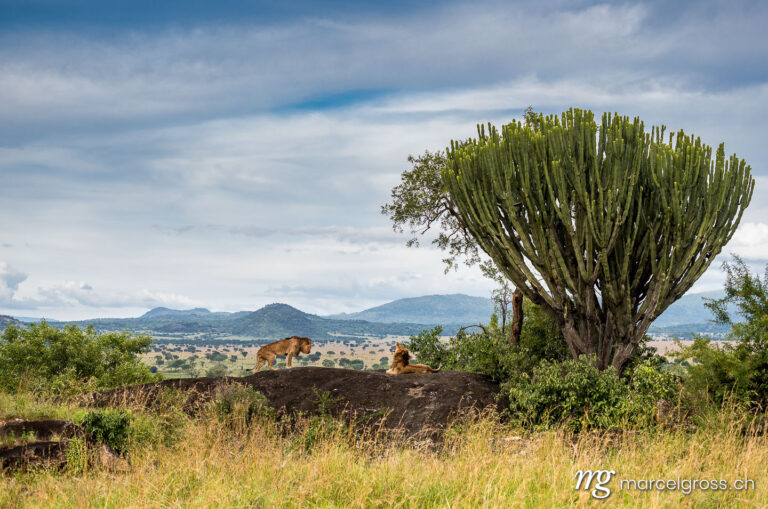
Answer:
[393, 342, 410, 364]
[299, 337, 312, 354]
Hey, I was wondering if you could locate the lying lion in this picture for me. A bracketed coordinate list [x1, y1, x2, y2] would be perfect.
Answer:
[386, 342, 440, 374]
[254, 336, 312, 371]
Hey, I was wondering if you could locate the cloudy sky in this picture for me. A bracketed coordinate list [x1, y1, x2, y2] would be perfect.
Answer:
[1, 0, 767, 320]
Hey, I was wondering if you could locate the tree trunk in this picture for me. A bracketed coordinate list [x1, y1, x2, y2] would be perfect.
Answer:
[508, 289, 524, 345]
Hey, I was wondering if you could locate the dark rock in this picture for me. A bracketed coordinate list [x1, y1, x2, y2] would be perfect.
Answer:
[82, 367, 502, 436]
[0, 418, 84, 442]
[0, 441, 69, 470]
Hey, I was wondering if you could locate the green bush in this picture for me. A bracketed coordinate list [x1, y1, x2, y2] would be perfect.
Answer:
[0, 322, 160, 394]
[80, 408, 133, 455]
[503, 357, 681, 431]
[206, 364, 229, 377]
[673, 336, 768, 412]
[666, 257, 768, 413]
[504, 357, 630, 431]
[408, 302, 569, 382]
[293, 389, 347, 452]
[337, 358, 364, 370]
[209, 383, 274, 428]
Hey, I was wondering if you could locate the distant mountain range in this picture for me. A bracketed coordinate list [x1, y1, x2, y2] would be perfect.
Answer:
[324, 294, 495, 325]
[8, 303, 432, 340]
[0, 315, 25, 329]
[3, 290, 733, 340]
[326, 290, 733, 334]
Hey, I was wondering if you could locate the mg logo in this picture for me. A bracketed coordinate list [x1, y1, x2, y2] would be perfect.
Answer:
[574, 469, 616, 499]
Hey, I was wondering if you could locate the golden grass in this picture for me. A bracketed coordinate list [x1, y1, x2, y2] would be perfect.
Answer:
[1, 397, 767, 508]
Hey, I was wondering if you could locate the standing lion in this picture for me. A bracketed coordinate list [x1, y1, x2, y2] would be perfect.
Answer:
[254, 336, 312, 371]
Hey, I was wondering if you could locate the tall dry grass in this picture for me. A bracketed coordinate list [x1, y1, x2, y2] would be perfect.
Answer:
[1, 392, 766, 508]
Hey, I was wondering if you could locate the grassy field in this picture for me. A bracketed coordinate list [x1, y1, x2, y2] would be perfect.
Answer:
[0, 391, 766, 508]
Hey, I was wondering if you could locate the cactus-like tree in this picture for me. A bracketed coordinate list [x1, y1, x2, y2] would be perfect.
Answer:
[443, 109, 754, 372]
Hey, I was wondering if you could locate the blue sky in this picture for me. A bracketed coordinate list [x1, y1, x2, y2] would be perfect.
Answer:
[1, 0, 767, 319]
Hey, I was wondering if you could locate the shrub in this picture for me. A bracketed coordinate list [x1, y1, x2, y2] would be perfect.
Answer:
[293, 389, 347, 452]
[80, 409, 133, 455]
[504, 357, 630, 431]
[408, 302, 569, 382]
[410, 300, 662, 386]
[673, 336, 768, 412]
[206, 364, 228, 377]
[628, 360, 682, 424]
[503, 357, 681, 430]
[0, 322, 160, 394]
[209, 383, 274, 429]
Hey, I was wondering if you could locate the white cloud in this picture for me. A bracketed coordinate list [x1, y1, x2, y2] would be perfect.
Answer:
[1, 1, 767, 319]
[2, 1, 764, 136]
[0, 261, 28, 306]
[727, 222, 768, 261]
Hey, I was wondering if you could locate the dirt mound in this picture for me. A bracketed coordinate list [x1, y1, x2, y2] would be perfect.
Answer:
[84, 367, 502, 436]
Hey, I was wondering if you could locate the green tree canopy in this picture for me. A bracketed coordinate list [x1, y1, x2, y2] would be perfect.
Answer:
[0, 321, 159, 393]
[443, 108, 754, 372]
[675, 256, 768, 410]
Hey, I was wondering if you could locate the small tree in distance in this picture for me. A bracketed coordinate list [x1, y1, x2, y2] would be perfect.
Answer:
[443, 108, 754, 372]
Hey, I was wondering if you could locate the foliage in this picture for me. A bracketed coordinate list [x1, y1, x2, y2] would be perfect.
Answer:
[80, 408, 133, 455]
[628, 360, 682, 418]
[0, 322, 160, 394]
[293, 389, 348, 452]
[65, 437, 88, 474]
[442, 109, 754, 372]
[209, 383, 274, 430]
[206, 351, 228, 362]
[504, 357, 681, 430]
[674, 335, 768, 412]
[671, 257, 768, 411]
[408, 301, 568, 382]
[205, 364, 229, 377]
[381, 150, 479, 271]
[337, 358, 364, 370]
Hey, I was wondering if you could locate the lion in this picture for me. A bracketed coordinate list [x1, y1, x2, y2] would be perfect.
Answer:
[385, 342, 440, 374]
[254, 336, 312, 371]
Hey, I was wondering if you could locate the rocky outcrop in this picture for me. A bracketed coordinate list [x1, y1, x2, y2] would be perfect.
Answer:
[0, 418, 126, 472]
[84, 367, 503, 436]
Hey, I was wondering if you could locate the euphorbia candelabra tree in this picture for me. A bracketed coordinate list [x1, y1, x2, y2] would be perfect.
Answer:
[443, 108, 754, 372]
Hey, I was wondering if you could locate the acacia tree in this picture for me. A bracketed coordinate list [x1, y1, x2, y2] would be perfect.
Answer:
[381, 150, 525, 344]
[442, 108, 753, 372]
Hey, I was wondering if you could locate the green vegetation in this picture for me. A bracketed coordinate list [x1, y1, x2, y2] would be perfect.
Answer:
[673, 256, 768, 412]
[0, 321, 160, 394]
[80, 409, 133, 455]
[205, 364, 228, 377]
[1, 390, 766, 507]
[209, 382, 274, 429]
[409, 301, 568, 382]
[442, 109, 753, 372]
[505, 358, 680, 431]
